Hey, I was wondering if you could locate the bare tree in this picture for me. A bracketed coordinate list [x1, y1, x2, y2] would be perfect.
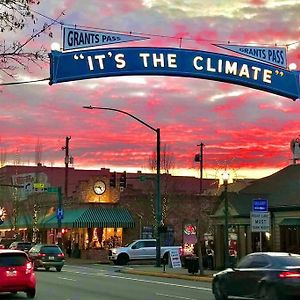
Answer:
[148, 144, 176, 224]
[0, 0, 65, 77]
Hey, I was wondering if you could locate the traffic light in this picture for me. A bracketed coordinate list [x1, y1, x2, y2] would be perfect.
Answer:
[110, 172, 117, 187]
[119, 171, 127, 188]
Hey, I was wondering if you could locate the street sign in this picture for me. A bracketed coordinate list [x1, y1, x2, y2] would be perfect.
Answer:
[252, 199, 268, 212]
[251, 212, 270, 232]
[56, 208, 64, 220]
[49, 47, 300, 100]
[62, 26, 149, 51]
[47, 187, 59, 193]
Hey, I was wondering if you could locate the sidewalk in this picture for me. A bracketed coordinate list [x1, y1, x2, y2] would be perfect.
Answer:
[64, 257, 215, 282]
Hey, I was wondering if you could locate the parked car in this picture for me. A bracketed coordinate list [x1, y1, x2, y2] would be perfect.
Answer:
[0, 249, 36, 298]
[212, 252, 300, 300]
[28, 244, 65, 272]
[9, 241, 34, 253]
[108, 239, 181, 265]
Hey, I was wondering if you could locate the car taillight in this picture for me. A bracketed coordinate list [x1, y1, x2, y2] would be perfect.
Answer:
[57, 253, 64, 257]
[38, 253, 46, 257]
[279, 271, 300, 278]
[25, 262, 33, 274]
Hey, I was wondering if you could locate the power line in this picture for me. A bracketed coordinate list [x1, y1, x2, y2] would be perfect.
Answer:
[31, 8, 300, 48]
[0, 78, 50, 86]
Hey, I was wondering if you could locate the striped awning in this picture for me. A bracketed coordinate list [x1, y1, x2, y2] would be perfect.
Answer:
[74, 207, 135, 228]
[42, 208, 88, 229]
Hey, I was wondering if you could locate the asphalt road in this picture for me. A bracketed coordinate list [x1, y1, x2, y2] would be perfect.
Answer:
[0, 264, 214, 300]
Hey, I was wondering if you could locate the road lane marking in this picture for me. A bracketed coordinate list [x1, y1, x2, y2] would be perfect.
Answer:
[156, 293, 197, 300]
[63, 269, 211, 291]
[58, 276, 77, 282]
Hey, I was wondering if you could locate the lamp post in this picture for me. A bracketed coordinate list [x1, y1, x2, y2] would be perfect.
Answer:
[222, 172, 229, 268]
[83, 105, 162, 267]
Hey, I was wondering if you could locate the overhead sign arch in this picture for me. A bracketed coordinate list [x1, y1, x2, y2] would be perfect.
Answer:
[49, 47, 300, 100]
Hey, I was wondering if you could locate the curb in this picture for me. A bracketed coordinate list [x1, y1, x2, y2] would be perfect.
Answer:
[119, 268, 213, 282]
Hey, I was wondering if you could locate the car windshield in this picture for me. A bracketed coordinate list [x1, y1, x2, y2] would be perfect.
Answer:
[41, 246, 62, 254]
[18, 243, 32, 249]
[0, 253, 28, 267]
[273, 256, 300, 267]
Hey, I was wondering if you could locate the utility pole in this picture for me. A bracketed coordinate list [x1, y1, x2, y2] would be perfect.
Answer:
[195, 143, 204, 194]
[62, 136, 71, 204]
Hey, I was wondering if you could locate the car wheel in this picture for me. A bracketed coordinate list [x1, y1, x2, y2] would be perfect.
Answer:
[213, 280, 228, 300]
[45, 267, 50, 271]
[56, 267, 62, 272]
[26, 288, 36, 298]
[116, 254, 129, 265]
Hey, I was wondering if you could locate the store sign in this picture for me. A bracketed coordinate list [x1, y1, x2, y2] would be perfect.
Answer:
[49, 47, 300, 100]
[214, 44, 287, 69]
[62, 26, 149, 51]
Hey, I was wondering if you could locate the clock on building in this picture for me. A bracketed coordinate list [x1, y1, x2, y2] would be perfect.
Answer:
[93, 181, 106, 195]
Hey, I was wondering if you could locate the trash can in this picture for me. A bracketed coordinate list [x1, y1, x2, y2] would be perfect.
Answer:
[186, 256, 199, 274]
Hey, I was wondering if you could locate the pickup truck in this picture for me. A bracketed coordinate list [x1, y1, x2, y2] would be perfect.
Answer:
[108, 239, 181, 265]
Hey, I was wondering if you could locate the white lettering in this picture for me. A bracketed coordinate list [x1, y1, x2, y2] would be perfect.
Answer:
[207, 58, 216, 72]
[263, 70, 272, 83]
[239, 64, 250, 78]
[115, 54, 126, 69]
[153, 53, 165, 67]
[139, 53, 150, 67]
[193, 56, 204, 70]
[252, 66, 261, 80]
[87, 56, 94, 71]
[225, 61, 238, 75]
[94, 55, 106, 70]
[168, 54, 177, 68]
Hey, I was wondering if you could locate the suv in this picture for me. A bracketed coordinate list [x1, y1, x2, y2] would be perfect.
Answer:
[9, 241, 34, 253]
[28, 244, 65, 272]
[0, 249, 36, 298]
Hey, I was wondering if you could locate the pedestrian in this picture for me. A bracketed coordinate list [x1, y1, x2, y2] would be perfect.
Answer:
[206, 246, 214, 269]
[66, 239, 72, 258]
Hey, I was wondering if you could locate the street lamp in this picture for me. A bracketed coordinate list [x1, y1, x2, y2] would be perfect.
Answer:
[222, 172, 229, 268]
[82, 105, 162, 267]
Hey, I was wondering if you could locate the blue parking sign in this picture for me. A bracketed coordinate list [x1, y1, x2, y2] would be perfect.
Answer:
[252, 199, 268, 212]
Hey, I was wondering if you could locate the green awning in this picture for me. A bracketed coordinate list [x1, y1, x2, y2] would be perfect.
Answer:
[74, 207, 135, 228]
[43, 208, 88, 229]
[280, 218, 300, 226]
[0, 215, 32, 229]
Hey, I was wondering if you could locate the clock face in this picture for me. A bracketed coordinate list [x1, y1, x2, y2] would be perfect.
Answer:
[93, 181, 106, 195]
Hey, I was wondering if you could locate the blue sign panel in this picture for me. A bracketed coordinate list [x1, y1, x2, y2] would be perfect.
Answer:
[49, 47, 300, 100]
[56, 208, 64, 220]
[252, 199, 268, 212]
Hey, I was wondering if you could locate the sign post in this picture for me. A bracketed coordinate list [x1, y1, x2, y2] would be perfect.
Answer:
[251, 199, 270, 251]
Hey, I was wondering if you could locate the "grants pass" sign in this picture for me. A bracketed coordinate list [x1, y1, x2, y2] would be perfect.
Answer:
[49, 47, 300, 100]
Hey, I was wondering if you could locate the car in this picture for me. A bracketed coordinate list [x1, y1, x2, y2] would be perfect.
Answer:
[28, 244, 64, 272]
[0, 249, 36, 298]
[9, 241, 34, 253]
[212, 252, 300, 300]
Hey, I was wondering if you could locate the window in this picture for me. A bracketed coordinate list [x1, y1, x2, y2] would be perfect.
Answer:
[144, 241, 156, 247]
[0, 253, 28, 266]
[249, 255, 269, 268]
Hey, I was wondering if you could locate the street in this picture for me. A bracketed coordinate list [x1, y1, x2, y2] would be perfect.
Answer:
[0, 264, 214, 300]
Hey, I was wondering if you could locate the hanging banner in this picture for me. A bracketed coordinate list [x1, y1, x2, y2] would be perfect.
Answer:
[49, 47, 300, 100]
[62, 26, 149, 51]
[213, 44, 287, 69]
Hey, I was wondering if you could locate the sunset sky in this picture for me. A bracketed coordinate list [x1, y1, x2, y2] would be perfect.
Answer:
[1, 0, 300, 181]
